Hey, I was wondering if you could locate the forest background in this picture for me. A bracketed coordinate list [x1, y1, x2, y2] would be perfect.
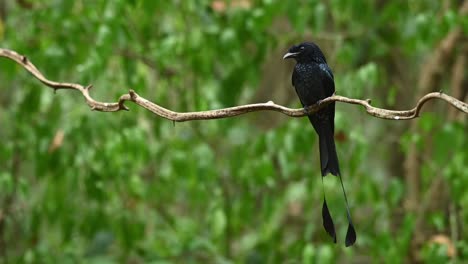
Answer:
[0, 1, 467, 263]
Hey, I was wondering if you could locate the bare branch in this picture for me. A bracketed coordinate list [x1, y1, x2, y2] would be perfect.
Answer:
[1, 48, 467, 122]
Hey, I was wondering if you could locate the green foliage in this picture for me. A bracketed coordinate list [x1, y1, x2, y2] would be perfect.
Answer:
[0, 0, 466, 263]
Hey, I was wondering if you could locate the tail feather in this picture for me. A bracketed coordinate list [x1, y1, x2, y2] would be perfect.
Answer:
[308, 112, 356, 246]
[319, 125, 340, 176]
[309, 116, 340, 176]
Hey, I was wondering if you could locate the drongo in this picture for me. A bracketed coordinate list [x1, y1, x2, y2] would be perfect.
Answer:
[283, 42, 356, 246]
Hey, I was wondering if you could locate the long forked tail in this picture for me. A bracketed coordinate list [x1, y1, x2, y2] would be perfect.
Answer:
[309, 116, 356, 246]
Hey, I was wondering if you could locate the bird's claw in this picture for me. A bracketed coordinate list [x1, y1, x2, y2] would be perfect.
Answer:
[303, 100, 323, 114]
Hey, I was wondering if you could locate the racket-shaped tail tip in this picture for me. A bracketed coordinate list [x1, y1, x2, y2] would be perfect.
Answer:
[345, 224, 356, 247]
[322, 199, 337, 243]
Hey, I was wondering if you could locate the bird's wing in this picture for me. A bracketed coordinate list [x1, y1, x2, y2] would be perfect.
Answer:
[319, 63, 335, 97]
[319, 63, 336, 132]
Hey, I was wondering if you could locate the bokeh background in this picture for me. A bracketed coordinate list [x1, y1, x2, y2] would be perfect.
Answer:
[0, 1, 467, 263]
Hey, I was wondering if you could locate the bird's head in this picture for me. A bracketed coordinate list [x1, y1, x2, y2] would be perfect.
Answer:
[283, 42, 327, 64]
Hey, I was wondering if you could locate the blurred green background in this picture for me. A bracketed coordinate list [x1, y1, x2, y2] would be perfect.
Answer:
[0, 1, 467, 263]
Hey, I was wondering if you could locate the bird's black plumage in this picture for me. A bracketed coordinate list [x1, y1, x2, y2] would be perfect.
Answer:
[284, 42, 356, 246]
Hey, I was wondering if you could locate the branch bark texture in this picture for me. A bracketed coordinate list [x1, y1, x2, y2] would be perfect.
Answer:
[1, 48, 467, 121]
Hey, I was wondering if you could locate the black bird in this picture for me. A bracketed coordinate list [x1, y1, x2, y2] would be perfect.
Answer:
[283, 42, 356, 246]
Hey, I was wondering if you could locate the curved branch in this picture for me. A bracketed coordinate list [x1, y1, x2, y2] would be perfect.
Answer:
[1, 48, 467, 122]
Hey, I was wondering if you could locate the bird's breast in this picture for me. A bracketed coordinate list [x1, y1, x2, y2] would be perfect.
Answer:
[293, 63, 325, 105]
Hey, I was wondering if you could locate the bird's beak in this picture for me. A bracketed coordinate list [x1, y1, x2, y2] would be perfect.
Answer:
[283, 52, 299, 60]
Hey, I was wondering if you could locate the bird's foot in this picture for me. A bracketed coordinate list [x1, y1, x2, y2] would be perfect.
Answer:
[303, 101, 322, 114]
